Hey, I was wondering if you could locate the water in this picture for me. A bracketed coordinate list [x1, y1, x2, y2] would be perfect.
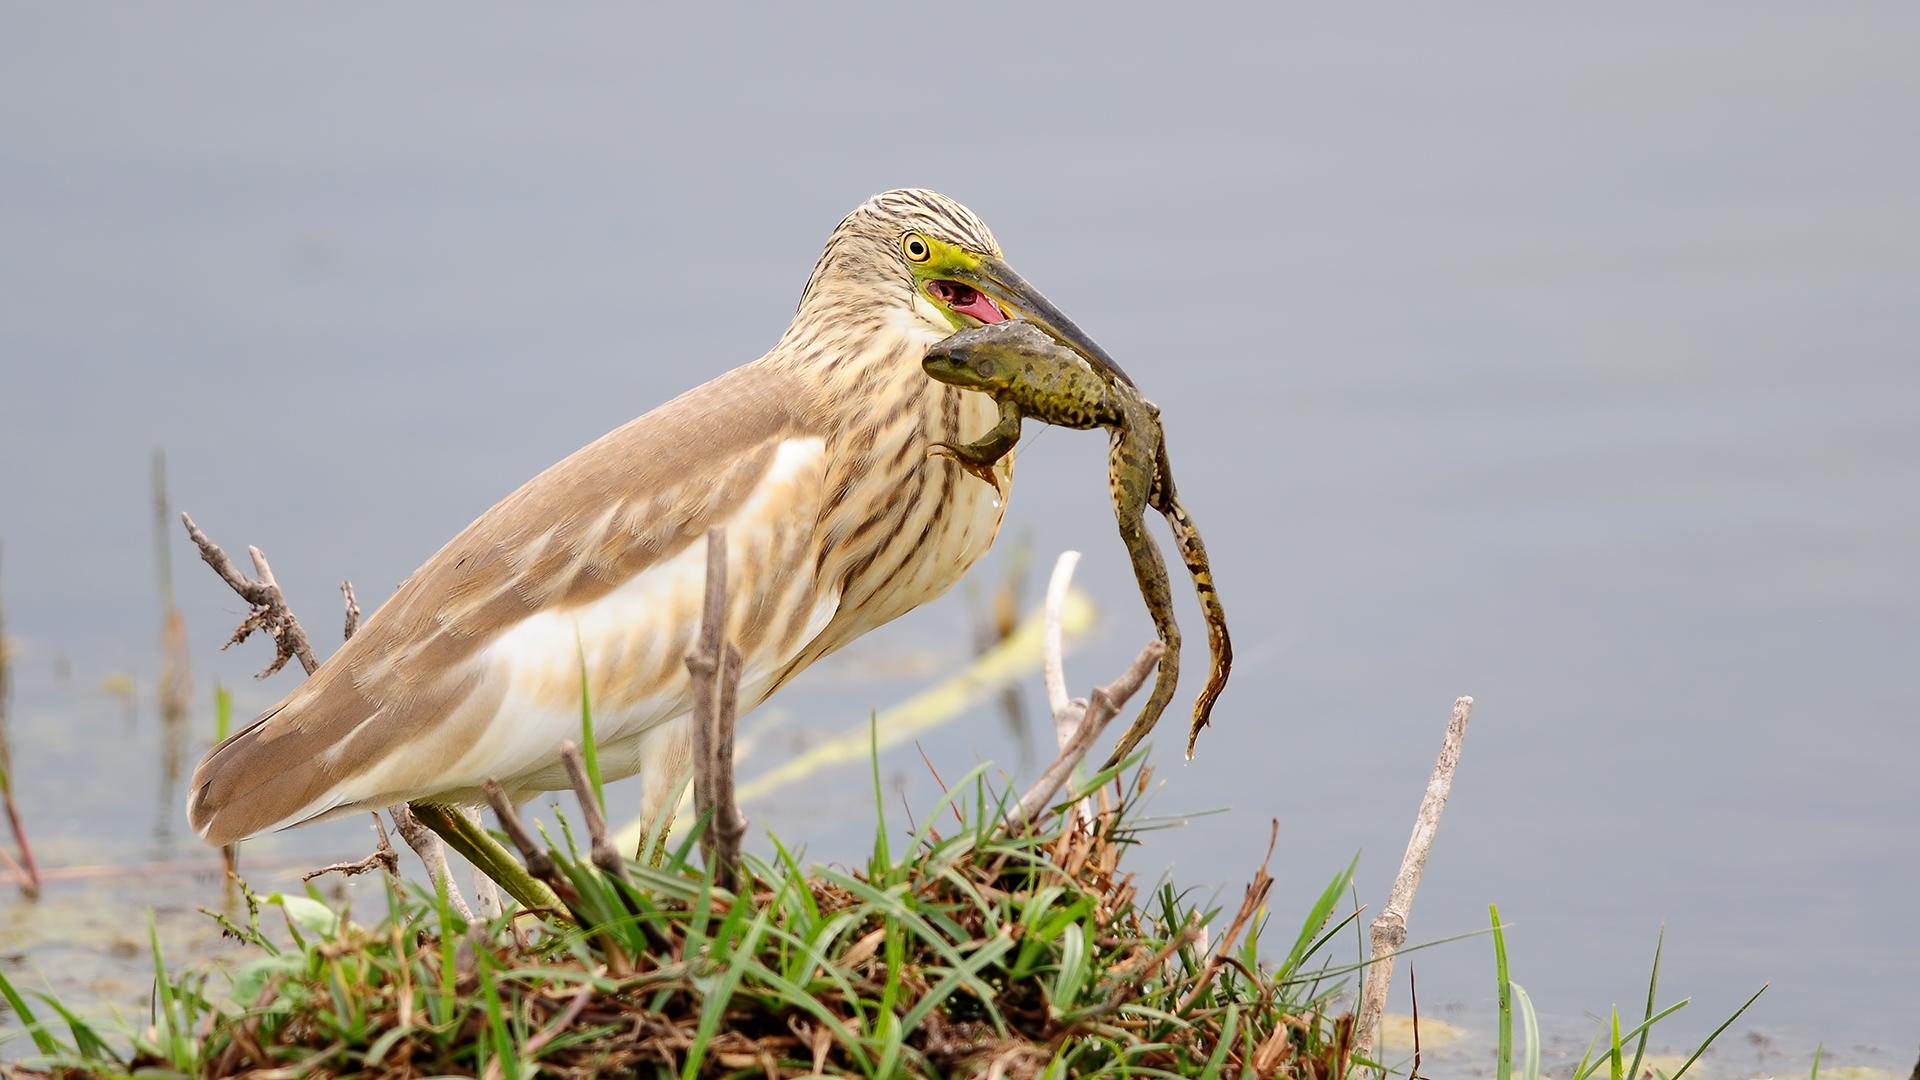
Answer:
[1, 4, 1916, 1073]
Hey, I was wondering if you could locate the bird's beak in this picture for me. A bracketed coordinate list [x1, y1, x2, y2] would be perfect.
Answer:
[965, 256, 1136, 387]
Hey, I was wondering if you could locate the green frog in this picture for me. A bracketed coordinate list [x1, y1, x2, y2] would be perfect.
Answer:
[922, 321, 1231, 765]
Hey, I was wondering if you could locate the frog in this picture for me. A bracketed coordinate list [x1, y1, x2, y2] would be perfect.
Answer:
[922, 320, 1231, 765]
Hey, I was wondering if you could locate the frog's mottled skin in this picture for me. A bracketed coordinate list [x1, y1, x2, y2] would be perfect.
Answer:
[922, 321, 1231, 762]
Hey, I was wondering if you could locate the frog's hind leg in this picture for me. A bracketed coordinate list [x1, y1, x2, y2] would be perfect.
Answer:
[1159, 492, 1230, 758]
[1105, 432, 1175, 768]
[1100, 506, 1182, 773]
[1149, 444, 1232, 758]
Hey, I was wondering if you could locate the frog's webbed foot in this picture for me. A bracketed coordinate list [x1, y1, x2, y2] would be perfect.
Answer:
[928, 441, 1007, 494]
[928, 400, 1021, 496]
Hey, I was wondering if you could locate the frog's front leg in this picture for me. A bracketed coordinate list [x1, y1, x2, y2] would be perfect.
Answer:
[1100, 425, 1183, 771]
[930, 398, 1022, 492]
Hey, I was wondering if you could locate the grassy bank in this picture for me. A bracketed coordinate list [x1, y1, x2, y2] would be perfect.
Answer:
[0, 740, 1762, 1080]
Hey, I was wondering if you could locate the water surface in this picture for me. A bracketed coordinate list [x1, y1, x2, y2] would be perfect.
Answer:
[1, 5, 1915, 1072]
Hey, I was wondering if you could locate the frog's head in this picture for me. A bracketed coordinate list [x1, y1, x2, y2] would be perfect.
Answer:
[922, 321, 1060, 392]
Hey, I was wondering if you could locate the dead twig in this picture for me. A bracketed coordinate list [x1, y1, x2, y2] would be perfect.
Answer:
[1355, 695, 1473, 1062]
[685, 527, 746, 893]
[180, 512, 319, 678]
[341, 580, 360, 641]
[1003, 638, 1163, 834]
[559, 742, 633, 887]
[1176, 819, 1278, 1015]
[302, 813, 399, 882]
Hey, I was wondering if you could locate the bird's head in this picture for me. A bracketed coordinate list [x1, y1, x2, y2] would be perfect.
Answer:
[808, 189, 1134, 387]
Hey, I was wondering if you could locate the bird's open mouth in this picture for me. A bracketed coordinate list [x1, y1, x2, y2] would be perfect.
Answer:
[926, 280, 1007, 324]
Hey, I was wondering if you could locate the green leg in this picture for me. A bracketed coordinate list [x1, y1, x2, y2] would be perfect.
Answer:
[1100, 424, 1182, 771]
[1149, 440, 1232, 758]
[930, 401, 1022, 489]
[410, 802, 563, 914]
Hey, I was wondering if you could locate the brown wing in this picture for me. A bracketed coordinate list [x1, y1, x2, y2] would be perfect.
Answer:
[188, 363, 822, 844]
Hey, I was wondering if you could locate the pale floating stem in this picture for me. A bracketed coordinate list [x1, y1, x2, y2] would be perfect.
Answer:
[1356, 695, 1474, 1063]
[1042, 550, 1083, 742]
[1003, 638, 1163, 833]
[341, 581, 360, 641]
[1041, 552, 1092, 825]
[180, 512, 319, 678]
[684, 527, 746, 892]
[559, 741, 632, 887]
[389, 804, 473, 920]
[461, 806, 504, 919]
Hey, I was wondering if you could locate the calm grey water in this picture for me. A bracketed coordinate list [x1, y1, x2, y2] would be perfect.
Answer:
[2, 4, 1916, 1072]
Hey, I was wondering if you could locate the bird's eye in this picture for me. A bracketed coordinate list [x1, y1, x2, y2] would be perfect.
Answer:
[902, 234, 932, 263]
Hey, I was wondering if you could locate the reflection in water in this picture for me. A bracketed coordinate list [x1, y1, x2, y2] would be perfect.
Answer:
[0, 544, 41, 894]
[151, 449, 193, 863]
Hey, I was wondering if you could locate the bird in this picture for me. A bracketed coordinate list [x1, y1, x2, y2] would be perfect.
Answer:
[188, 188, 1129, 847]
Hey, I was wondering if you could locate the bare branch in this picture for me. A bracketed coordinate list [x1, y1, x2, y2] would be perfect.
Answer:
[303, 812, 399, 882]
[180, 512, 319, 678]
[1356, 695, 1473, 1062]
[1004, 639, 1164, 832]
[558, 741, 632, 887]
[483, 779, 557, 881]
[341, 580, 360, 641]
[685, 527, 746, 892]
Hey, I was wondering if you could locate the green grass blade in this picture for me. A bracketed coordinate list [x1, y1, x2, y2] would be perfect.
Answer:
[31, 992, 113, 1062]
[1493, 904, 1513, 1080]
[0, 962, 60, 1056]
[1810, 1042, 1823, 1080]
[214, 679, 232, 743]
[1667, 983, 1768, 1080]
[1275, 853, 1359, 983]
[1610, 1006, 1624, 1080]
[868, 712, 890, 880]
[1629, 925, 1664, 1080]
[1513, 981, 1541, 1080]
[577, 633, 604, 811]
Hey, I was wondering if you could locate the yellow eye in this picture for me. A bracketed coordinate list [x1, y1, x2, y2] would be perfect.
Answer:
[902, 233, 932, 263]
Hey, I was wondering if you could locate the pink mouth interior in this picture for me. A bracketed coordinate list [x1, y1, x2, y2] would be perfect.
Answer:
[926, 280, 1006, 324]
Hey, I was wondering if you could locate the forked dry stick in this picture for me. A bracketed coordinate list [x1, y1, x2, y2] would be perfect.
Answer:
[684, 527, 747, 892]
[302, 812, 400, 883]
[183, 513, 511, 913]
[1354, 695, 1473, 1064]
[341, 580, 361, 641]
[1003, 638, 1163, 833]
[180, 512, 319, 679]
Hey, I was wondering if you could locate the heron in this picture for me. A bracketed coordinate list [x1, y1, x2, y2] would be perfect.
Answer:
[187, 189, 1131, 856]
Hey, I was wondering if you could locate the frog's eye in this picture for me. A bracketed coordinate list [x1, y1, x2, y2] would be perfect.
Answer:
[902, 233, 932, 263]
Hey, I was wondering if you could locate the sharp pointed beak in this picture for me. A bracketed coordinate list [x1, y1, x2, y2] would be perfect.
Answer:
[967, 256, 1135, 387]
